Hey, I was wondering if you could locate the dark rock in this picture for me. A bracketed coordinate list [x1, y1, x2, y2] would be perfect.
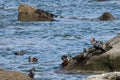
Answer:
[116, 76, 120, 80]
[98, 12, 115, 21]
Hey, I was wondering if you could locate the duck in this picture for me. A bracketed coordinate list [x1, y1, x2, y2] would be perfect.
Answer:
[83, 48, 88, 57]
[62, 58, 69, 67]
[14, 50, 24, 55]
[28, 67, 35, 78]
[61, 55, 67, 61]
[90, 37, 105, 51]
[61, 55, 69, 67]
[28, 56, 38, 62]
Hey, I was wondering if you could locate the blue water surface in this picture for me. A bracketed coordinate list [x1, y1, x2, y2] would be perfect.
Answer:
[0, 0, 120, 80]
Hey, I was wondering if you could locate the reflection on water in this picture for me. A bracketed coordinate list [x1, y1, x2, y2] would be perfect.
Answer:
[0, 0, 120, 80]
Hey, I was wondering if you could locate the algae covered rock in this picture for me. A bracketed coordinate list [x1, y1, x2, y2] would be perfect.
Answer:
[98, 12, 115, 21]
[18, 4, 57, 21]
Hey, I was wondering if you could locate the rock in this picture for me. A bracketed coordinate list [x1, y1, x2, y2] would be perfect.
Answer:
[18, 4, 56, 21]
[107, 34, 120, 47]
[98, 12, 115, 21]
[86, 72, 120, 80]
[62, 34, 120, 73]
[0, 69, 32, 80]
[86, 34, 120, 80]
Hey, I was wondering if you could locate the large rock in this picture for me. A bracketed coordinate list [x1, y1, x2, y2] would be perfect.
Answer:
[62, 34, 120, 73]
[98, 12, 115, 21]
[18, 4, 56, 21]
[86, 72, 120, 80]
[0, 69, 32, 80]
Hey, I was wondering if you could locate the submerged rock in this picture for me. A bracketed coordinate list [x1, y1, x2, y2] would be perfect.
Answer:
[18, 4, 57, 21]
[98, 12, 115, 21]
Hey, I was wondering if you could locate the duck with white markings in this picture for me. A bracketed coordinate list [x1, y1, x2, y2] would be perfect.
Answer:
[28, 56, 38, 62]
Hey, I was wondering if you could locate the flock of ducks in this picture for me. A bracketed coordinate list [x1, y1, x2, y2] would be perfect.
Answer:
[14, 50, 38, 78]
[14, 37, 112, 78]
[61, 37, 113, 67]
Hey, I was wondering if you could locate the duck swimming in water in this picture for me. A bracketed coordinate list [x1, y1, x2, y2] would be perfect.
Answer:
[28, 56, 38, 62]
[14, 50, 24, 55]
[28, 67, 35, 78]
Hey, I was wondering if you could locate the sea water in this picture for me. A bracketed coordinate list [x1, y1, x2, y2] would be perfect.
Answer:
[0, 0, 120, 80]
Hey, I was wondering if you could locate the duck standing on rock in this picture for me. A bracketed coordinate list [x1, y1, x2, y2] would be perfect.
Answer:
[28, 56, 38, 62]
[14, 50, 24, 55]
[90, 37, 113, 52]
[73, 49, 88, 64]
[61, 55, 69, 67]
[35, 9, 57, 18]
[28, 67, 35, 78]
[83, 48, 88, 57]
[90, 37, 105, 51]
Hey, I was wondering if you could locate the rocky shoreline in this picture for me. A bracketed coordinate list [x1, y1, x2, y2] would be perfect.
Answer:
[86, 72, 120, 80]
[0, 68, 32, 80]
[60, 33, 120, 80]
[0, 3, 118, 80]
